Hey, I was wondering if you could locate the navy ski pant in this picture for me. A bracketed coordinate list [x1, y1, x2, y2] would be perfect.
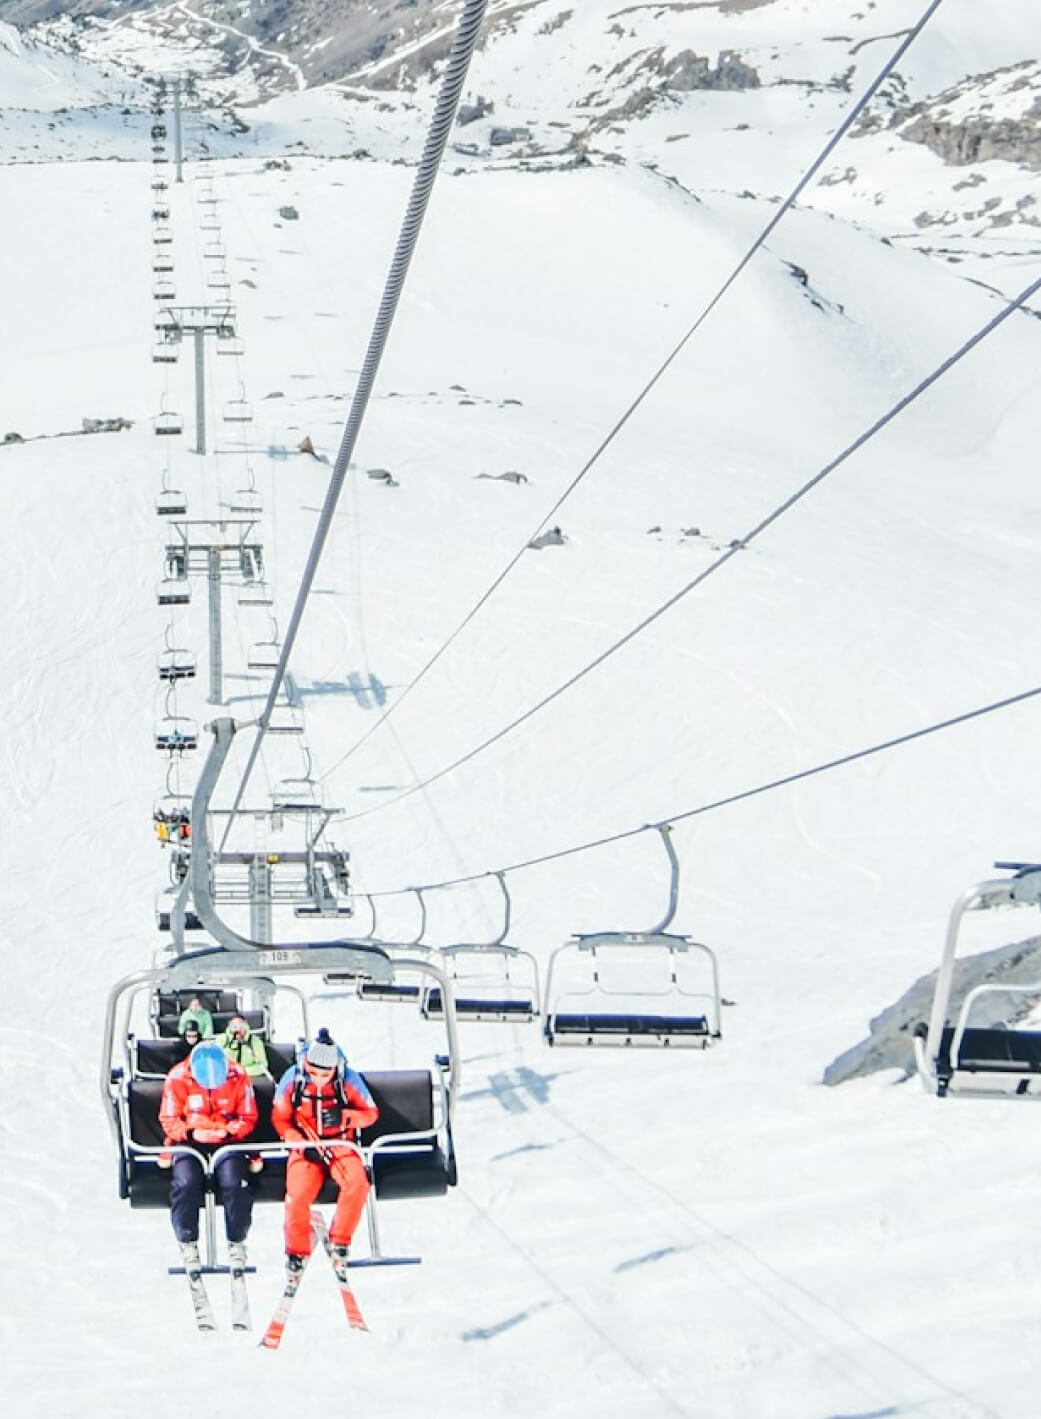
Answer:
[170, 1150, 253, 1243]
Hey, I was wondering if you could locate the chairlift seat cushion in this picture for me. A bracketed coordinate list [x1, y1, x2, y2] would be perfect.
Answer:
[547, 1012, 713, 1047]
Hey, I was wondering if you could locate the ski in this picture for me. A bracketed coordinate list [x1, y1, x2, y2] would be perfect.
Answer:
[229, 1243, 251, 1332]
[259, 1220, 320, 1350]
[179, 1243, 217, 1332]
[313, 1214, 369, 1332]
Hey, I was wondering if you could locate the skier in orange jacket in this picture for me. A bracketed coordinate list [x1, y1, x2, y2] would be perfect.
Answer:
[271, 1029, 378, 1267]
[159, 1041, 258, 1261]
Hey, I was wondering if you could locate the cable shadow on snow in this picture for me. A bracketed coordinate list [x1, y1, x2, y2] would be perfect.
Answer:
[461, 1302, 553, 1342]
[613, 1244, 692, 1274]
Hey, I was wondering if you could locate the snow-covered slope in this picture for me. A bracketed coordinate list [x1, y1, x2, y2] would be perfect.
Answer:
[2, 5, 1041, 1417]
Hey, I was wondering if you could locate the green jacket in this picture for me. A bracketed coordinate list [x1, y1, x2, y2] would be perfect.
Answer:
[217, 1028, 270, 1077]
[178, 1006, 214, 1037]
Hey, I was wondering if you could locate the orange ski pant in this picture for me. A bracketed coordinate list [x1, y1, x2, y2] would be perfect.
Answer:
[284, 1148, 370, 1255]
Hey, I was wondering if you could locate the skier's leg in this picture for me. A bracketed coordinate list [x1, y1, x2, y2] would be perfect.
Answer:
[215, 1151, 253, 1243]
[328, 1150, 370, 1248]
[169, 1153, 205, 1242]
[284, 1152, 324, 1255]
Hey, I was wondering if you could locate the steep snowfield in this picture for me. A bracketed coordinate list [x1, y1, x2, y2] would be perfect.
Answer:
[1, 6, 1041, 1417]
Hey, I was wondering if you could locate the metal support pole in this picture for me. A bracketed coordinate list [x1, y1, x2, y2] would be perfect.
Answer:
[249, 859, 273, 944]
[193, 328, 206, 454]
[173, 77, 183, 184]
[207, 546, 223, 704]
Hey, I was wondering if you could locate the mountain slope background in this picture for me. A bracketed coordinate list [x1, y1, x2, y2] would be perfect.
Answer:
[1, 3, 1040, 1416]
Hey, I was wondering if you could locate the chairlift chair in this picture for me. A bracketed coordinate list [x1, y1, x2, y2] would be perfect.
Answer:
[152, 340, 178, 365]
[222, 390, 253, 423]
[200, 213, 220, 232]
[543, 932, 722, 1048]
[158, 647, 197, 682]
[156, 576, 190, 606]
[151, 206, 170, 222]
[155, 487, 187, 516]
[152, 224, 172, 246]
[151, 123, 167, 140]
[237, 579, 273, 608]
[207, 269, 231, 291]
[420, 876, 540, 1022]
[228, 486, 262, 515]
[203, 241, 226, 261]
[914, 864, 1041, 1099]
[216, 334, 244, 357]
[153, 280, 176, 302]
[154, 405, 182, 437]
[247, 638, 281, 672]
[272, 775, 322, 812]
[266, 705, 304, 736]
[151, 178, 168, 193]
[152, 251, 174, 273]
[102, 953, 459, 1271]
[155, 715, 199, 754]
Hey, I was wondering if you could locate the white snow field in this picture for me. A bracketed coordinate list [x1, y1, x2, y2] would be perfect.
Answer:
[1, 3, 1041, 1416]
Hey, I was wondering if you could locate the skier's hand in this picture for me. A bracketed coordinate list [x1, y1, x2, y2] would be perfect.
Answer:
[193, 1126, 228, 1144]
[158, 1152, 173, 1169]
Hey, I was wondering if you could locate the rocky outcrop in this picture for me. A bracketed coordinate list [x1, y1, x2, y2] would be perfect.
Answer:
[901, 110, 1041, 171]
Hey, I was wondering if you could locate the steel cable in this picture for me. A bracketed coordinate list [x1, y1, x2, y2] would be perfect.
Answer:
[218, 0, 489, 852]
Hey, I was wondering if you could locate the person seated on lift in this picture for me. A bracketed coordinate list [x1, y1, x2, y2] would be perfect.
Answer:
[271, 1029, 378, 1273]
[159, 1041, 259, 1270]
[217, 1015, 270, 1078]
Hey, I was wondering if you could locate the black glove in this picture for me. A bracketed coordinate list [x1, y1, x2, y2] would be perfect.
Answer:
[303, 1146, 326, 1166]
[320, 1104, 343, 1131]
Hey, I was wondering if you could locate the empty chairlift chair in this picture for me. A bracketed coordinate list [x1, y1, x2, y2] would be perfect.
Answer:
[542, 824, 722, 1048]
[154, 404, 182, 437]
[152, 339, 178, 365]
[543, 932, 722, 1048]
[223, 387, 253, 424]
[421, 877, 540, 1023]
[914, 863, 1041, 1099]
[156, 485, 187, 516]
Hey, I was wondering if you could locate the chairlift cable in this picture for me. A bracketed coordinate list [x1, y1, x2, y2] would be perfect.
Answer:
[361, 680, 1041, 898]
[217, 0, 490, 856]
[340, 268, 1041, 827]
[316, 0, 949, 787]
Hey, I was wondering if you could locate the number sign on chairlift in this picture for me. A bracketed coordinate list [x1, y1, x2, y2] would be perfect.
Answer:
[914, 863, 1041, 1100]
